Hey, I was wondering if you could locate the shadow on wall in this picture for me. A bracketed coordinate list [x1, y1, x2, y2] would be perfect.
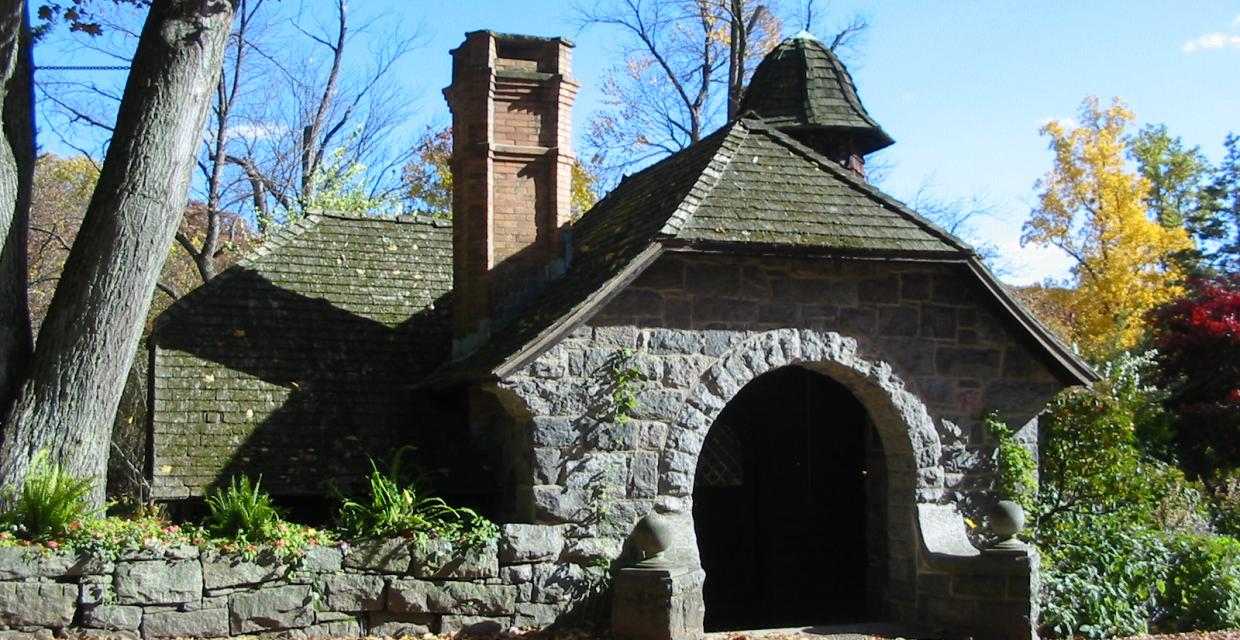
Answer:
[151, 268, 496, 516]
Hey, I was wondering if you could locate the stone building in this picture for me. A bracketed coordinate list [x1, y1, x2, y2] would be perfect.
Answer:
[150, 30, 1093, 640]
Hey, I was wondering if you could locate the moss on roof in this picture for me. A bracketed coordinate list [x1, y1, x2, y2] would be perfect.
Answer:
[150, 213, 455, 497]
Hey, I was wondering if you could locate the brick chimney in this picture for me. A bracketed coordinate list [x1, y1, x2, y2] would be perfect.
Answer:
[445, 32, 577, 352]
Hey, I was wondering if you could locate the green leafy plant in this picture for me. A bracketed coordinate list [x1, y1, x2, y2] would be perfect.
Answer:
[0, 451, 100, 540]
[606, 348, 641, 425]
[1157, 533, 1240, 632]
[986, 413, 1038, 512]
[334, 447, 497, 546]
[203, 475, 281, 542]
[1039, 511, 1171, 639]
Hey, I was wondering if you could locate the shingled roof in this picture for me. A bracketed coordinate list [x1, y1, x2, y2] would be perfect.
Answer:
[150, 213, 455, 497]
[431, 119, 1104, 385]
[738, 31, 894, 156]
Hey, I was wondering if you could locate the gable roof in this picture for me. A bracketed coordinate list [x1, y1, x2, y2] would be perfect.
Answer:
[432, 118, 1093, 385]
[155, 212, 454, 380]
[150, 212, 456, 496]
[738, 32, 893, 156]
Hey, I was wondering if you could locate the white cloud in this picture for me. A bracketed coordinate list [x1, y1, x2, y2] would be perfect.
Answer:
[1182, 32, 1240, 52]
[994, 240, 1075, 286]
[228, 122, 289, 141]
[1232, 14, 1240, 27]
[1037, 116, 1077, 130]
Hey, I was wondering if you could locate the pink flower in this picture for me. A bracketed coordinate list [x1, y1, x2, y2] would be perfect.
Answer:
[275, 539, 287, 548]
[45, 540, 59, 549]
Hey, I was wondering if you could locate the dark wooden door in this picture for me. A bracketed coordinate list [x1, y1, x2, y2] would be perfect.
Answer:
[694, 366, 869, 631]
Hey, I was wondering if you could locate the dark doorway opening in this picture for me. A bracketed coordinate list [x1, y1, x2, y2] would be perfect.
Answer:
[693, 366, 882, 631]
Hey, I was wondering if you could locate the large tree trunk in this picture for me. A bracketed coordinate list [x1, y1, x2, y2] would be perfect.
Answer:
[0, 0, 236, 507]
[0, 2, 34, 419]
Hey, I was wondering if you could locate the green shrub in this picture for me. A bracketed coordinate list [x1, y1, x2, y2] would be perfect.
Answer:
[0, 451, 99, 540]
[1210, 472, 1240, 536]
[1039, 512, 1170, 639]
[335, 448, 498, 546]
[985, 413, 1038, 512]
[204, 476, 281, 542]
[1156, 533, 1240, 632]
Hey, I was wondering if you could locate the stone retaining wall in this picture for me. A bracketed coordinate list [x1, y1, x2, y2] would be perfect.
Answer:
[0, 524, 600, 639]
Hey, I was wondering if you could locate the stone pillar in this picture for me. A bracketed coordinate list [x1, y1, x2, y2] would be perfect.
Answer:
[444, 31, 578, 351]
[612, 563, 705, 640]
[916, 504, 1040, 640]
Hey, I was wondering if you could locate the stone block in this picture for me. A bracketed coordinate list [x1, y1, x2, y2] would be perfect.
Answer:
[368, 610, 437, 636]
[878, 306, 919, 337]
[630, 388, 687, 421]
[0, 581, 76, 627]
[301, 545, 343, 572]
[500, 524, 564, 563]
[114, 558, 202, 605]
[920, 304, 958, 338]
[532, 486, 587, 523]
[859, 276, 900, 304]
[501, 564, 534, 584]
[532, 447, 563, 485]
[318, 572, 386, 611]
[901, 272, 931, 300]
[201, 549, 288, 589]
[82, 604, 143, 631]
[117, 543, 199, 561]
[839, 307, 877, 335]
[562, 537, 621, 564]
[0, 547, 109, 579]
[531, 562, 591, 604]
[342, 537, 412, 574]
[628, 451, 659, 499]
[612, 566, 704, 640]
[413, 538, 499, 579]
[387, 578, 434, 614]
[514, 602, 561, 628]
[428, 582, 517, 615]
[302, 616, 364, 638]
[142, 608, 229, 639]
[936, 346, 1001, 378]
[79, 574, 112, 606]
[228, 584, 314, 633]
[531, 417, 578, 447]
[952, 574, 1009, 600]
[442, 615, 510, 635]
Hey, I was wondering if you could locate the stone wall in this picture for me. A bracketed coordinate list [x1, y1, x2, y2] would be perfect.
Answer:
[487, 253, 1062, 638]
[0, 525, 598, 639]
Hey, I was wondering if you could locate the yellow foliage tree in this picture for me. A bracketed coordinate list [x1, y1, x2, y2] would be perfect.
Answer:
[1022, 97, 1192, 361]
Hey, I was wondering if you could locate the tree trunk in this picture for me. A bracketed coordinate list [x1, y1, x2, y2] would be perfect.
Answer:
[0, 1, 34, 419]
[0, 0, 236, 507]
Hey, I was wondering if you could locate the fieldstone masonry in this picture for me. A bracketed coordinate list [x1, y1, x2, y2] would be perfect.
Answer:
[0, 526, 602, 638]
[488, 253, 1053, 640]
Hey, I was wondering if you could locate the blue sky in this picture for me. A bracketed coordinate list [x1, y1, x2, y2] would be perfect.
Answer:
[34, 2, 1240, 285]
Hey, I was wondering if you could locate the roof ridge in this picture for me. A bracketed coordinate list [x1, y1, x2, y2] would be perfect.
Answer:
[659, 121, 751, 237]
[151, 214, 329, 333]
[753, 124, 973, 253]
[310, 209, 453, 228]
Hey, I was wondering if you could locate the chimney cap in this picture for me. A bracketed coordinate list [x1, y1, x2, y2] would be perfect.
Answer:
[453, 30, 575, 50]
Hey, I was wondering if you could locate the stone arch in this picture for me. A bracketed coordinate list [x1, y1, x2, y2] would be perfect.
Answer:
[657, 328, 945, 503]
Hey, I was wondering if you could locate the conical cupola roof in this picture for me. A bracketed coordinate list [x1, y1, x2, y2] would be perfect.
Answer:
[738, 31, 893, 156]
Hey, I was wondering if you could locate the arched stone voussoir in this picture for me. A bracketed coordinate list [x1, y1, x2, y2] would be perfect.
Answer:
[656, 328, 946, 501]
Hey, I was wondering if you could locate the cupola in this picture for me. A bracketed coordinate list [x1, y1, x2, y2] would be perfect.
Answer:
[738, 31, 893, 178]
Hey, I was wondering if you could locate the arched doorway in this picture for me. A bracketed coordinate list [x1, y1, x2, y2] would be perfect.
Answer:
[693, 365, 885, 631]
